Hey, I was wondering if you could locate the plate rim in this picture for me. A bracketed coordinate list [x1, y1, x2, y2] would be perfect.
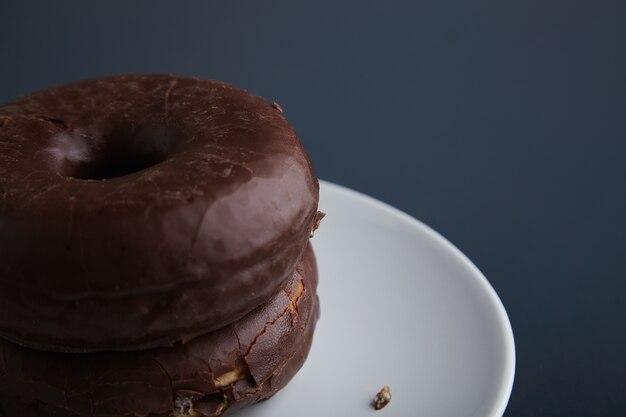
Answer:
[319, 179, 516, 417]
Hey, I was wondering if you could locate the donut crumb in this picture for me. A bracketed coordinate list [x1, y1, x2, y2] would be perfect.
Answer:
[372, 386, 392, 410]
[309, 211, 326, 238]
[272, 101, 283, 113]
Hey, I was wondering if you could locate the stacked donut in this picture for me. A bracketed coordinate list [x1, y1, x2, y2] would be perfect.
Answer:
[0, 75, 323, 417]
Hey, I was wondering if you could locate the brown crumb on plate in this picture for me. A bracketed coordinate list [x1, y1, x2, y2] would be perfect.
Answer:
[373, 386, 392, 410]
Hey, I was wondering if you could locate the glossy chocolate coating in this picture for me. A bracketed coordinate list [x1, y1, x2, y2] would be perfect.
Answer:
[0, 245, 319, 417]
[0, 74, 319, 352]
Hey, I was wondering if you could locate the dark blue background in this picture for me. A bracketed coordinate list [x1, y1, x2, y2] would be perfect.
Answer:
[1, 1, 625, 415]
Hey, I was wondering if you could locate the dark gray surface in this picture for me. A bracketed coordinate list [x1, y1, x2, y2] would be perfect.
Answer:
[1, 1, 625, 416]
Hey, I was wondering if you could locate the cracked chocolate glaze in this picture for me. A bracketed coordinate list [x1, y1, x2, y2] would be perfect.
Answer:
[0, 74, 319, 352]
[0, 245, 319, 417]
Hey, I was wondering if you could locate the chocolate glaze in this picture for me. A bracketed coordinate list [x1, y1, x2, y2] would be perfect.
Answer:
[0, 74, 319, 352]
[0, 245, 319, 417]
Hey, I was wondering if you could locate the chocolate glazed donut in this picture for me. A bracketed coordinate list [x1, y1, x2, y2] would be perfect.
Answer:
[0, 74, 319, 352]
[0, 245, 320, 417]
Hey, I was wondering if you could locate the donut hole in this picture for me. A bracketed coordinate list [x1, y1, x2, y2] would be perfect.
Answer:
[54, 124, 181, 180]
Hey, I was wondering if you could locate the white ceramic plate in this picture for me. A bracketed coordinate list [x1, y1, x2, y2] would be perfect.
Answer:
[239, 181, 515, 417]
